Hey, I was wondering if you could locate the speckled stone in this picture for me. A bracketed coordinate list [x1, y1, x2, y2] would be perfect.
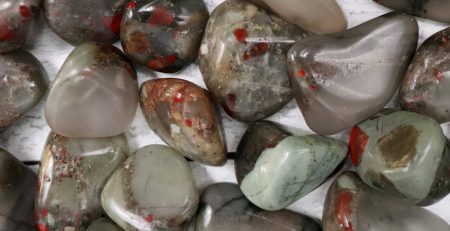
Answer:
[373, 0, 450, 23]
[101, 145, 199, 231]
[121, 0, 209, 73]
[349, 110, 450, 206]
[35, 132, 129, 231]
[45, 43, 138, 138]
[401, 27, 450, 123]
[140, 78, 226, 166]
[323, 171, 450, 231]
[235, 121, 347, 210]
[87, 218, 123, 231]
[287, 12, 418, 135]
[0, 50, 48, 131]
[199, 0, 308, 122]
[0, 0, 41, 53]
[44, 0, 126, 45]
[196, 183, 322, 231]
[0, 148, 36, 231]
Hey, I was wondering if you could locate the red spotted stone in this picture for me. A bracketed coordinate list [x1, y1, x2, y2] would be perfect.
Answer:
[349, 126, 368, 167]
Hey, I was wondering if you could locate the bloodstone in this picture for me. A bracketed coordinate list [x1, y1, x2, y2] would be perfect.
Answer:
[121, 0, 209, 73]
[350, 110, 450, 206]
[87, 218, 123, 231]
[323, 171, 450, 231]
[401, 27, 450, 123]
[44, 0, 126, 45]
[287, 12, 418, 135]
[199, 0, 308, 122]
[140, 78, 227, 166]
[373, 0, 450, 23]
[196, 183, 322, 231]
[0, 50, 48, 131]
[235, 121, 347, 210]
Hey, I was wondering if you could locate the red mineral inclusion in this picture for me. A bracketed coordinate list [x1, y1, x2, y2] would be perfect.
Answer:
[148, 7, 174, 26]
[40, 208, 48, 217]
[144, 214, 154, 223]
[0, 24, 15, 41]
[110, 13, 123, 34]
[127, 1, 137, 9]
[335, 191, 353, 231]
[349, 126, 368, 167]
[297, 69, 305, 78]
[148, 57, 166, 70]
[233, 28, 248, 44]
[250, 42, 269, 56]
[185, 119, 193, 127]
[19, 5, 32, 19]
[166, 54, 177, 65]
[38, 223, 49, 231]
[173, 89, 185, 104]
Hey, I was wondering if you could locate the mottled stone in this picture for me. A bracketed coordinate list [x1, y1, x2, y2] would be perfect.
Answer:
[35, 132, 129, 231]
[323, 171, 450, 231]
[287, 12, 418, 135]
[246, 0, 347, 34]
[45, 43, 138, 138]
[0, 148, 36, 231]
[0, 50, 48, 131]
[0, 0, 41, 53]
[44, 0, 126, 45]
[235, 121, 347, 210]
[374, 0, 450, 23]
[121, 0, 209, 73]
[401, 27, 450, 123]
[87, 218, 123, 231]
[140, 78, 226, 166]
[196, 183, 322, 231]
[349, 110, 450, 206]
[199, 0, 308, 122]
[101, 145, 199, 231]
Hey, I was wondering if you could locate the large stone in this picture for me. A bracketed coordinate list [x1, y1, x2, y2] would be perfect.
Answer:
[287, 12, 418, 135]
[199, 0, 308, 122]
[86, 218, 123, 231]
[373, 0, 450, 23]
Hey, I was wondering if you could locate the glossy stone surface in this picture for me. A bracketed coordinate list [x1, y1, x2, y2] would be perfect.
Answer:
[247, 0, 347, 34]
[44, 0, 126, 45]
[101, 145, 199, 231]
[45, 43, 138, 138]
[87, 218, 123, 231]
[401, 27, 450, 123]
[140, 78, 226, 166]
[0, 148, 36, 230]
[287, 12, 418, 135]
[196, 183, 322, 231]
[374, 0, 450, 23]
[323, 171, 450, 231]
[35, 132, 129, 230]
[235, 121, 347, 210]
[0, 0, 41, 53]
[349, 110, 450, 206]
[121, 0, 209, 73]
[0, 50, 48, 131]
[199, 0, 308, 122]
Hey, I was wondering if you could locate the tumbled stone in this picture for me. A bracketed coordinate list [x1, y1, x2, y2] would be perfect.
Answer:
[323, 171, 450, 231]
[287, 12, 418, 135]
[121, 0, 209, 73]
[196, 183, 322, 231]
[140, 78, 226, 166]
[401, 27, 450, 123]
[101, 145, 199, 231]
[35, 132, 129, 231]
[246, 0, 347, 34]
[45, 43, 138, 138]
[199, 0, 308, 122]
[0, 148, 36, 231]
[87, 218, 123, 231]
[0, 0, 41, 53]
[44, 0, 126, 45]
[235, 121, 347, 210]
[349, 110, 450, 206]
[0, 50, 48, 131]
[374, 0, 450, 23]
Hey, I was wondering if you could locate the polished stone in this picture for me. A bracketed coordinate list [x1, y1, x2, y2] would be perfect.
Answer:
[401, 27, 450, 123]
[323, 171, 450, 231]
[235, 121, 347, 210]
[35, 132, 129, 230]
[287, 12, 418, 135]
[196, 183, 322, 231]
[349, 110, 450, 206]
[0, 0, 41, 53]
[87, 218, 123, 231]
[121, 0, 209, 73]
[0, 148, 36, 231]
[247, 0, 347, 34]
[44, 0, 126, 45]
[140, 78, 226, 166]
[199, 0, 308, 122]
[45, 43, 138, 138]
[374, 0, 450, 23]
[0, 50, 48, 131]
[101, 145, 199, 231]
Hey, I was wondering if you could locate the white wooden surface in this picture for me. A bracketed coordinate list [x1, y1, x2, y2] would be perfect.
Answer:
[0, 0, 449, 223]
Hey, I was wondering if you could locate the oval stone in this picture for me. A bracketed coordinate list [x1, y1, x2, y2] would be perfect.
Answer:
[87, 218, 123, 231]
